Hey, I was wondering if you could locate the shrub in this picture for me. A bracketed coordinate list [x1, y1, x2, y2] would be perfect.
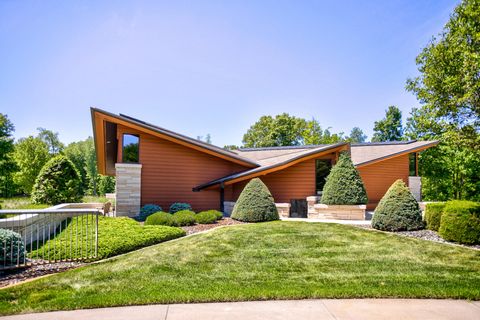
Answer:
[321, 153, 368, 205]
[0, 229, 26, 266]
[169, 202, 192, 214]
[439, 201, 480, 245]
[31, 155, 82, 205]
[372, 179, 424, 231]
[145, 212, 176, 226]
[195, 211, 218, 224]
[198, 209, 223, 220]
[29, 216, 185, 261]
[136, 204, 162, 222]
[424, 202, 446, 231]
[173, 210, 196, 226]
[231, 178, 279, 222]
[0, 203, 4, 219]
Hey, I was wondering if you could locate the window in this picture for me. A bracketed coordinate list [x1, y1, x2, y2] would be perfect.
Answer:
[409, 152, 417, 176]
[122, 134, 139, 163]
[316, 159, 332, 194]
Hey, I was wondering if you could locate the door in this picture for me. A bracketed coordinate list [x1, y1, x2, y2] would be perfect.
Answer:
[290, 199, 308, 218]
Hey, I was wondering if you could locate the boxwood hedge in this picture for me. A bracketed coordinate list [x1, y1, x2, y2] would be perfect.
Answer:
[424, 202, 446, 231]
[439, 201, 480, 245]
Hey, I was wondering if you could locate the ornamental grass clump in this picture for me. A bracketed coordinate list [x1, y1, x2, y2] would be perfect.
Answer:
[231, 178, 279, 222]
[372, 179, 424, 231]
[439, 200, 480, 245]
[320, 153, 367, 205]
[31, 155, 82, 205]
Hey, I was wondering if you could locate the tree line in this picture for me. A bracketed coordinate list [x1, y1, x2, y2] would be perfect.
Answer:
[226, 0, 479, 202]
[0, 120, 114, 198]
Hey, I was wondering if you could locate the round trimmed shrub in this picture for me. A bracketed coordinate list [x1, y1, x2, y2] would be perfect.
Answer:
[372, 179, 424, 231]
[439, 201, 480, 245]
[0, 229, 26, 266]
[199, 209, 223, 220]
[321, 153, 368, 205]
[195, 211, 218, 224]
[173, 210, 196, 226]
[31, 155, 82, 205]
[424, 202, 446, 231]
[136, 204, 162, 222]
[169, 202, 192, 214]
[145, 212, 175, 226]
[231, 178, 279, 222]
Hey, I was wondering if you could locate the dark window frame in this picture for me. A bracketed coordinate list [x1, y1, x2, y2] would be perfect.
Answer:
[122, 133, 140, 163]
[315, 159, 332, 195]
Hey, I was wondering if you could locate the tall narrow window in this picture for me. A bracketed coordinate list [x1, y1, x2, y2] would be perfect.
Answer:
[316, 159, 332, 195]
[122, 134, 139, 163]
[409, 152, 417, 176]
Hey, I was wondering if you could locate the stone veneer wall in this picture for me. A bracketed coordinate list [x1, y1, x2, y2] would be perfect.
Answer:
[115, 163, 142, 217]
[408, 176, 422, 202]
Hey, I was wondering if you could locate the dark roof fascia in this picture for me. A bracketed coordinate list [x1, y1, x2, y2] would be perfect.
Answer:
[90, 107, 259, 168]
[90, 108, 102, 172]
[354, 140, 439, 167]
[193, 142, 348, 191]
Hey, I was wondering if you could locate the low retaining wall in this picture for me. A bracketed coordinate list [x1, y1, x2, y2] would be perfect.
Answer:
[0, 203, 102, 245]
[309, 204, 366, 220]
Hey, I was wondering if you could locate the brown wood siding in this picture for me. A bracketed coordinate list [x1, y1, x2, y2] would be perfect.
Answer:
[357, 154, 410, 210]
[229, 156, 334, 203]
[117, 125, 248, 211]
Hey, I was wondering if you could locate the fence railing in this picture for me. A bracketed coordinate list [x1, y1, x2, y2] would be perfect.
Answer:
[0, 203, 102, 270]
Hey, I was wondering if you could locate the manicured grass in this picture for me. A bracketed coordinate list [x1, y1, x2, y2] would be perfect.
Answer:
[0, 222, 479, 315]
[0, 197, 50, 210]
[29, 216, 185, 261]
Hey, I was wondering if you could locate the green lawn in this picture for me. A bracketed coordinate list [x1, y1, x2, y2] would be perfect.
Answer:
[0, 222, 479, 315]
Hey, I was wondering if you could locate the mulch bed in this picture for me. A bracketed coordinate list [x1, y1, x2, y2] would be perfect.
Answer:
[353, 223, 480, 250]
[181, 218, 245, 235]
[0, 261, 85, 288]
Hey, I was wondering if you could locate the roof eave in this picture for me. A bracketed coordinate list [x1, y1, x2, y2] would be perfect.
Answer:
[193, 142, 348, 191]
[90, 107, 259, 168]
[354, 140, 439, 168]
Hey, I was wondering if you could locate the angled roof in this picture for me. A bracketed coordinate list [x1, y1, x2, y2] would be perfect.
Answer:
[194, 140, 438, 190]
[193, 143, 349, 190]
[351, 140, 439, 167]
[91, 108, 259, 174]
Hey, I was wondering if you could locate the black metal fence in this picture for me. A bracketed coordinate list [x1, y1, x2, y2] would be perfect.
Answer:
[0, 204, 100, 270]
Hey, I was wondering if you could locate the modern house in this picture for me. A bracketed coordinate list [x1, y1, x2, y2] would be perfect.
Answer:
[91, 108, 438, 218]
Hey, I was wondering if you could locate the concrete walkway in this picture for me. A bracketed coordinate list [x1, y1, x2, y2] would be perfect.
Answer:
[3, 299, 480, 320]
[280, 217, 372, 225]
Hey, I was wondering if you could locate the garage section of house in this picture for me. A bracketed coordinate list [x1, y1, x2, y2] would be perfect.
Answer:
[91, 108, 438, 219]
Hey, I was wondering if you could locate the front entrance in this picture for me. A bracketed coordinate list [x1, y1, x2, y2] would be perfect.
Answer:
[289, 199, 308, 218]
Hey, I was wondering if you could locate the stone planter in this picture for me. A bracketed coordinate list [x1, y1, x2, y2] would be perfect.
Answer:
[275, 203, 291, 218]
[309, 204, 366, 220]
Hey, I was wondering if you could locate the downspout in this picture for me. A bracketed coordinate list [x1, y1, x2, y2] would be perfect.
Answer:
[220, 182, 225, 213]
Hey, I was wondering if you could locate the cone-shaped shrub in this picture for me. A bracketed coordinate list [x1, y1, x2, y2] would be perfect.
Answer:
[231, 178, 279, 222]
[321, 153, 368, 205]
[31, 155, 82, 205]
[372, 179, 424, 231]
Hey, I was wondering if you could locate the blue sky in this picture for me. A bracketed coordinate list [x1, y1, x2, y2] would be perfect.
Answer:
[0, 0, 457, 147]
